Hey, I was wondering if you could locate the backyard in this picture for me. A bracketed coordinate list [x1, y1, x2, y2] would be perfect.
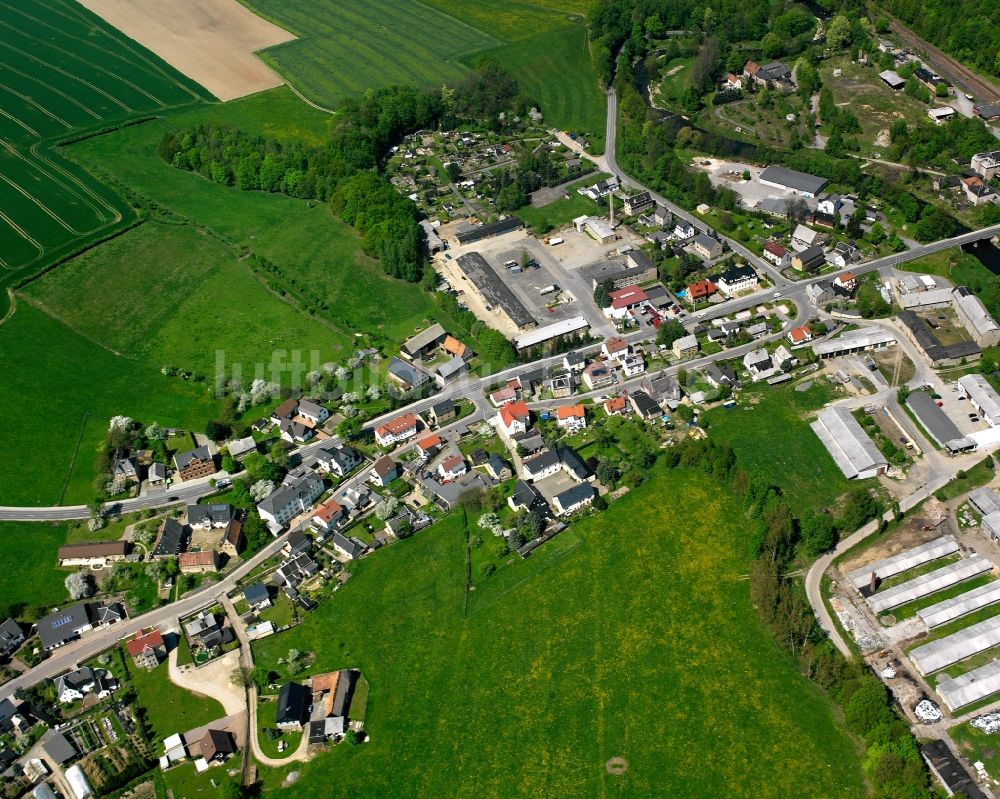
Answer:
[250, 469, 864, 798]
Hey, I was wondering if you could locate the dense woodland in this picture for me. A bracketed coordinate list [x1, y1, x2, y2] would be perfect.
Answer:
[159, 60, 526, 283]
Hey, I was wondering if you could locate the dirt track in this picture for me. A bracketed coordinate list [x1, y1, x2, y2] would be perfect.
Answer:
[889, 17, 1000, 104]
[76, 0, 296, 102]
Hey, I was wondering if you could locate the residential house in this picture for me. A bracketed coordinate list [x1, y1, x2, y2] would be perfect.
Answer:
[0, 619, 24, 659]
[723, 73, 743, 91]
[791, 223, 825, 252]
[152, 518, 187, 558]
[562, 351, 586, 373]
[369, 455, 399, 488]
[828, 242, 860, 269]
[218, 518, 243, 558]
[792, 244, 825, 272]
[582, 360, 615, 390]
[816, 195, 843, 216]
[111, 457, 137, 482]
[275, 681, 308, 730]
[623, 191, 654, 216]
[315, 444, 362, 478]
[552, 484, 595, 516]
[387, 357, 432, 390]
[508, 480, 546, 514]
[329, 530, 367, 560]
[743, 348, 776, 382]
[772, 344, 797, 371]
[297, 400, 329, 427]
[36, 602, 98, 652]
[963, 176, 997, 206]
[673, 334, 698, 359]
[57, 541, 128, 568]
[56, 667, 113, 704]
[927, 107, 956, 124]
[762, 240, 789, 268]
[556, 404, 586, 433]
[438, 454, 468, 481]
[673, 221, 695, 240]
[226, 436, 258, 463]
[485, 454, 512, 481]
[522, 449, 562, 481]
[642, 371, 682, 406]
[178, 551, 219, 574]
[437, 356, 468, 383]
[199, 730, 236, 763]
[686, 279, 717, 304]
[0, 698, 26, 735]
[602, 336, 630, 362]
[187, 504, 233, 530]
[271, 398, 298, 423]
[629, 390, 661, 419]
[747, 321, 769, 339]
[621, 353, 646, 377]
[974, 103, 1000, 122]
[489, 385, 519, 407]
[744, 60, 792, 89]
[443, 335, 472, 361]
[496, 400, 531, 438]
[547, 373, 575, 398]
[690, 233, 724, 260]
[374, 413, 419, 447]
[603, 396, 629, 417]
[716, 264, 758, 296]
[704, 363, 738, 389]
[173, 446, 215, 482]
[148, 462, 167, 487]
[605, 287, 649, 319]
[416, 434, 442, 460]
[429, 398, 457, 425]
[243, 583, 272, 611]
[833, 271, 858, 293]
[805, 281, 833, 306]
[788, 325, 813, 345]
[279, 418, 313, 444]
[185, 611, 228, 649]
[256, 472, 325, 528]
[124, 628, 165, 670]
[972, 151, 1000, 180]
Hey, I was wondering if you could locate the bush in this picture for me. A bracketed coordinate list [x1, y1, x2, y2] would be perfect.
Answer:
[479, 562, 496, 577]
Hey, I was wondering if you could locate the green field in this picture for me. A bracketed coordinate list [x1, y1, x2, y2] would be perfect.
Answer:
[517, 174, 607, 233]
[23, 222, 344, 375]
[0, 303, 219, 505]
[252, 470, 864, 798]
[0, 0, 209, 304]
[702, 379, 855, 514]
[66, 93, 445, 347]
[240, 0, 604, 136]
[0, 523, 70, 619]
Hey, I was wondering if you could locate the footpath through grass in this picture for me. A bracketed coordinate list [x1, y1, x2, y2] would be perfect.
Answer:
[252, 469, 864, 798]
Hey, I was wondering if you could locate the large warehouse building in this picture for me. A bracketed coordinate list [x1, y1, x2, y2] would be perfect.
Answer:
[810, 406, 887, 480]
[759, 165, 828, 198]
[456, 252, 535, 331]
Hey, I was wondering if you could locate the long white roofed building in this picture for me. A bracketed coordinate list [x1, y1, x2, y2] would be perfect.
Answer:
[811, 406, 888, 480]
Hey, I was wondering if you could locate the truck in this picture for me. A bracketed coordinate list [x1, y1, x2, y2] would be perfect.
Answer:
[547, 237, 564, 246]
[539, 285, 558, 296]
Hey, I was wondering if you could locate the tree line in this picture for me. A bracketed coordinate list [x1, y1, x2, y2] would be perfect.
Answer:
[662, 436, 937, 798]
[158, 60, 527, 283]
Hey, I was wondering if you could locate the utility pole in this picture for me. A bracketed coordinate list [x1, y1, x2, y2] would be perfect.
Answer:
[609, 190, 615, 227]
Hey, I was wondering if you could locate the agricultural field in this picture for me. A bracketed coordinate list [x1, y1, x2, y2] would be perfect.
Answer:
[23, 222, 344, 375]
[241, 0, 604, 136]
[252, 470, 864, 798]
[66, 93, 445, 348]
[0, 303, 219, 506]
[0, 523, 70, 620]
[0, 0, 209, 299]
[702, 378, 855, 515]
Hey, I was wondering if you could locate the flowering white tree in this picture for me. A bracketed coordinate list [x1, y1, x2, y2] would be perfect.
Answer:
[342, 392, 359, 403]
[105, 476, 128, 495]
[237, 393, 251, 413]
[306, 371, 321, 386]
[341, 405, 357, 418]
[347, 355, 363, 369]
[250, 479, 275, 501]
[366, 385, 382, 400]
[478, 513, 503, 536]
[335, 367, 351, 381]
[144, 422, 166, 441]
[375, 497, 399, 521]
[88, 514, 105, 532]
[323, 362, 338, 375]
[109, 415, 133, 432]
[65, 571, 95, 600]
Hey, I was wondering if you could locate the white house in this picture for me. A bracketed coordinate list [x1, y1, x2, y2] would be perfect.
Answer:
[601, 336, 630, 362]
[522, 449, 562, 481]
[257, 473, 325, 527]
[743, 349, 777, 382]
[621, 353, 646, 377]
[555, 404, 586, 433]
[374, 413, 418, 447]
[716, 264, 758, 296]
[673, 221, 695, 240]
[496, 401, 530, 438]
[552, 484, 595, 516]
[315, 444, 362, 478]
[297, 399, 329, 426]
[816, 195, 842, 216]
[438, 454, 468, 481]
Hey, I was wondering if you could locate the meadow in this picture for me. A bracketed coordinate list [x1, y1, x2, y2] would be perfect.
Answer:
[0, 303, 219, 506]
[701, 378, 855, 514]
[23, 222, 344, 375]
[0, 0, 209, 292]
[240, 0, 605, 136]
[0, 523, 70, 620]
[67, 92, 446, 348]
[252, 469, 864, 798]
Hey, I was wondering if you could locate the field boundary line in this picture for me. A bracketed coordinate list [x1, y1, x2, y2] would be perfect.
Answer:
[57, 411, 91, 506]
[250, 53, 336, 115]
[27, 142, 122, 224]
[17, 294, 130, 358]
[0, 289, 16, 326]
[0, 79, 74, 128]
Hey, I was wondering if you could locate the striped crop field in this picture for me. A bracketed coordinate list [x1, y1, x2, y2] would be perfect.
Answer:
[0, 0, 211, 303]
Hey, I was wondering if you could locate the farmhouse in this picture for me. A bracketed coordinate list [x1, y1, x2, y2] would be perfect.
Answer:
[57, 541, 128, 568]
[759, 166, 828, 198]
[401, 323, 447, 361]
[152, 518, 187, 558]
[456, 252, 535, 330]
[276, 681, 308, 730]
[811, 407, 888, 480]
[387, 357, 433, 390]
[552, 483, 595, 516]
[178, 551, 219, 574]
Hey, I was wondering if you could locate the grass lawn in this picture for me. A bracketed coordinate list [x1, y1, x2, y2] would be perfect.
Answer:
[701, 379, 856, 515]
[0, 303, 219, 505]
[251, 469, 864, 798]
[24, 222, 344, 376]
[121, 657, 225, 741]
[161, 760, 238, 799]
[66, 93, 446, 349]
[0, 523, 69, 619]
[517, 175, 608, 234]
[951, 720, 1000, 781]
[256, 697, 302, 759]
[935, 457, 996, 502]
